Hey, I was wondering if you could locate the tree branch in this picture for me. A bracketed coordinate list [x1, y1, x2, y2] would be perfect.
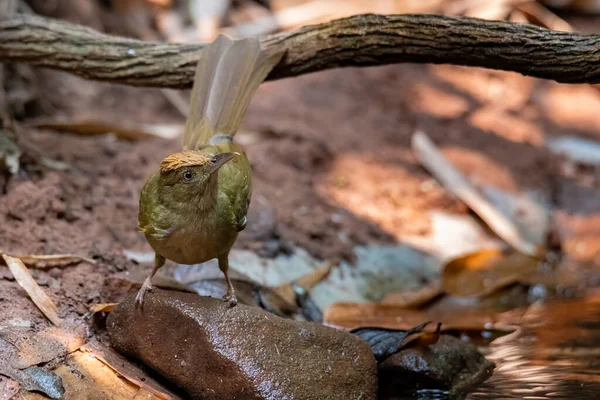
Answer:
[1, 13, 600, 88]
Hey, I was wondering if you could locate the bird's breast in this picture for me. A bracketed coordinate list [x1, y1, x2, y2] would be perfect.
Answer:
[148, 213, 237, 265]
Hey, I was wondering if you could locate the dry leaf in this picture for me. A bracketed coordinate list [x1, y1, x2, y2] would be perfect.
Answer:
[28, 116, 182, 141]
[442, 248, 539, 297]
[271, 261, 334, 307]
[0, 252, 97, 268]
[81, 341, 182, 399]
[412, 130, 539, 257]
[380, 281, 444, 308]
[351, 321, 431, 362]
[0, 326, 85, 369]
[89, 303, 117, 313]
[17, 351, 166, 400]
[516, 1, 574, 31]
[3, 255, 62, 326]
[404, 322, 442, 348]
[323, 302, 515, 333]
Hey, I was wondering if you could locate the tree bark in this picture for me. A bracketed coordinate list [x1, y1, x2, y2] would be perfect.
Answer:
[1, 13, 600, 88]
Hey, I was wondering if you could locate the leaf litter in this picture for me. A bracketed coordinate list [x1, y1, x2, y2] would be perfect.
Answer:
[2, 255, 62, 326]
[6, 1, 599, 398]
[1, 252, 97, 269]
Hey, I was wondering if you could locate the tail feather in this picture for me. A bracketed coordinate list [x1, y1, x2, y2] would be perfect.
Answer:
[183, 35, 284, 150]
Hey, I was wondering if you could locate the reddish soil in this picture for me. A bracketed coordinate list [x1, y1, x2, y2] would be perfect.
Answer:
[2, 8, 600, 330]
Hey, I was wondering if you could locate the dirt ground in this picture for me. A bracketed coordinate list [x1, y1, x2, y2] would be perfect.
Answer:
[2, 9, 600, 333]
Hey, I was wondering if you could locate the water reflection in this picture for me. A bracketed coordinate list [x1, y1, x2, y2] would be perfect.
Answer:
[386, 294, 600, 399]
[470, 295, 600, 399]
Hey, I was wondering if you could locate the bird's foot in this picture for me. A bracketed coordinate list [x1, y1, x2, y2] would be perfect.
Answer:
[223, 291, 238, 308]
[135, 278, 153, 308]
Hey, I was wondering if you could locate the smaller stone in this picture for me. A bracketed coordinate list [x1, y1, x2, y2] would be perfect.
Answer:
[107, 289, 377, 400]
[378, 335, 495, 397]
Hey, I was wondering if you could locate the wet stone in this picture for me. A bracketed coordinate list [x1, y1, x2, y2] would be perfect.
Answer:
[107, 289, 377, 400]
[378, 335, 495, 397]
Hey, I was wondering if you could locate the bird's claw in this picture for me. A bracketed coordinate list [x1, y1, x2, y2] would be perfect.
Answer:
[223, 291, 238, 308]
[135, 280, 153, 308]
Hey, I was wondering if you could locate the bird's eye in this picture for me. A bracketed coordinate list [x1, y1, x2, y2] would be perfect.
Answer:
[210, 156, 218, 163]
[183, 170, 194, 181]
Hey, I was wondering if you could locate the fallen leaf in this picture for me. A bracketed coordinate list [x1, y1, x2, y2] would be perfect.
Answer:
[351, 321, 431, 362]
[404, 322, 442, 348]
[0, 252, 96, 268]
[81, 341, 182, 400]
[28, 116, 182, 141]
[442, 248, 539, 297]
[21, 367, 64, 399]
[17, 351, 165, 400]
[380, 281, 444, 308]
[0, 339, 63, 400]
[3, 255, 62, 326]
[271, 261, 334, 307]
[412, 130, 540, 257]
[89, 303, 117, 313]
[0, 326, 85, 369]
[517, 1, 574, 32]
[323, 302, 516, 334]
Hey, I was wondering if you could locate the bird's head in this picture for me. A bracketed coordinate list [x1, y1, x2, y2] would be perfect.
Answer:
[157, 150, 237, 203]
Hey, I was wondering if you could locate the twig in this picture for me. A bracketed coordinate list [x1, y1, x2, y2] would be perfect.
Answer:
[411, 130, 539, 257]
[1, 13, 600, 87]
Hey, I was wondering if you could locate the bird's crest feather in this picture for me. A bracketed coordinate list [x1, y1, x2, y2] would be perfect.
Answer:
[160, 151, 210, 172]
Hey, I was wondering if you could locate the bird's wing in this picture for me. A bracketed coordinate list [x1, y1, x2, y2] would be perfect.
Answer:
[138, 173, 176, 240]
[214, 142, 252, 231]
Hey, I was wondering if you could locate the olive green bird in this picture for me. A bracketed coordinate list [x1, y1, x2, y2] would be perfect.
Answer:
[136, 35, 284, 307]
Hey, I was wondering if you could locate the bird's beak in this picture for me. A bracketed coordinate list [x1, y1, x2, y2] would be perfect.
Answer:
[208, 152, 238, 174]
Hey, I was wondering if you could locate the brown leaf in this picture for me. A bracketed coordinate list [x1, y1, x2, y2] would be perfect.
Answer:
[412, 130, 540, 256]
[351, 321, 431, 362]
[442, 248, 539, 297]
[0, 326, 85, 369]
[380, 281, 443, 308]
[3, 255, 62, 326]
[323, 302, 515, 333]
[271, 261, 334, 307]
[80, 341, 182, 400]
[17, 351, 166, 400]
[405, 322, 442, 348]
[0, 252, 97, 268]
[516, 1, 574, 32]
[89, 303, 117, 313]
[28, 116, 182, 141]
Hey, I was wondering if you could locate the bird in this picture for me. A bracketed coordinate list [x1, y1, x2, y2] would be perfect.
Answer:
[135, 35, 284, 307]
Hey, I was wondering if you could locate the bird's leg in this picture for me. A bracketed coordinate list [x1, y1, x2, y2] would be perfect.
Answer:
[135, 254, 165, 307]
[218, 254, 237, 307]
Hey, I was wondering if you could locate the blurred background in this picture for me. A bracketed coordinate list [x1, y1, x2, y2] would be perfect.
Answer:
[3, 0, 600, 398]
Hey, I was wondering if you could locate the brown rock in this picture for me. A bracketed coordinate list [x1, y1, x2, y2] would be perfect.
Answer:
[107, 289, 377, 400]
[378, 335, 495, 397]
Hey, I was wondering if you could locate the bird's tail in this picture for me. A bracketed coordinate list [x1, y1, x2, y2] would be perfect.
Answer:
[182, 35, 284, 150]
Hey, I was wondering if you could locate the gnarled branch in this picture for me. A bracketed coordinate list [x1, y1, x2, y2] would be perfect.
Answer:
[1, 13, 600, 88]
